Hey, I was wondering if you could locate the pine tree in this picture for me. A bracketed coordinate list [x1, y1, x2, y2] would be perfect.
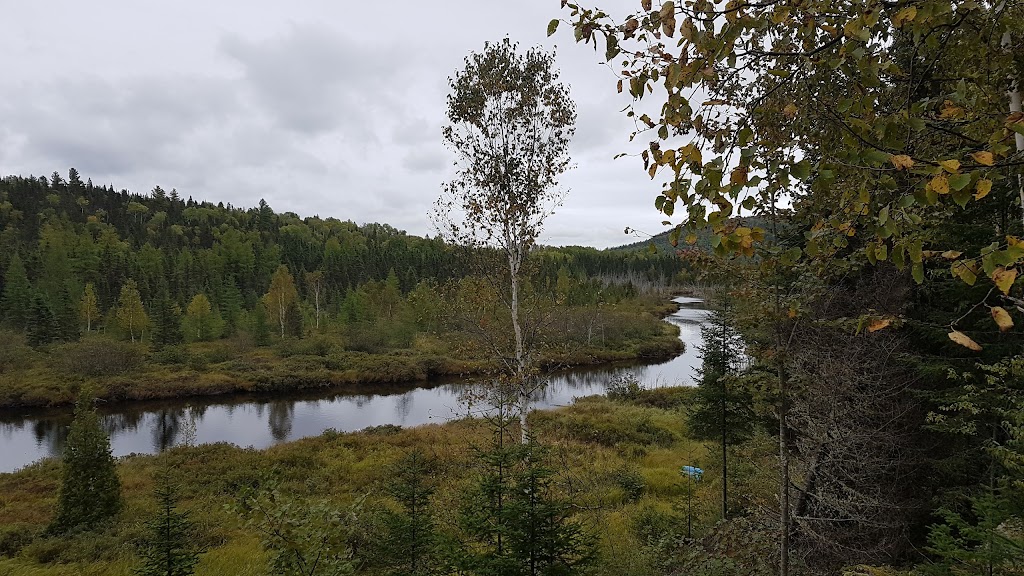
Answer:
[1, 253, 32, 331]
[135, 474, 202, 576]
[51, 394, 122, 532]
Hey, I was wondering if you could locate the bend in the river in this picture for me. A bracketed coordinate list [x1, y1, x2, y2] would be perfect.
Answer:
[0, 297, 710, 473]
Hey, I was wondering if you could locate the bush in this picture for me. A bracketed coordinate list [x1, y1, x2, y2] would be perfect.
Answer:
[152, 344, 191, 366]
[22, 530, 128, 564]
[607, 373, 643, 401]
[276, 334, 337, 358]
[630, 387, 696, 409]
[54, 337, 144, 377]
[0, 331, 34, 374]
[613, 465, 647, 502]
[0, 523, 36, 557]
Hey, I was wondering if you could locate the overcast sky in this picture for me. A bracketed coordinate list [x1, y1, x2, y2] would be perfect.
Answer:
[0, 0, 671, 248]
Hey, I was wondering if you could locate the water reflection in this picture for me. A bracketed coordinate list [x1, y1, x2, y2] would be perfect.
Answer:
[0, 297, 709, 473]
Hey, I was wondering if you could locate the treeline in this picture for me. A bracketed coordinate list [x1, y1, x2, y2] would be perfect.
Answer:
[0, 169, 688, 346]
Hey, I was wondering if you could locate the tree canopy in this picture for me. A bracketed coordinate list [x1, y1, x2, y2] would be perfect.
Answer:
[558, 0, 1024, 341]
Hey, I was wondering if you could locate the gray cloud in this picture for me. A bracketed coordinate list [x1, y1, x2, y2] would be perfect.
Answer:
[0, 0, 668, 249]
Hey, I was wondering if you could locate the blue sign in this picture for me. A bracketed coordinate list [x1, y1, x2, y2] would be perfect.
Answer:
[680, 465, 703, 479]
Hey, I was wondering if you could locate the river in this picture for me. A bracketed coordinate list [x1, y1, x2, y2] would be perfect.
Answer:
[0, 297, 710, 473]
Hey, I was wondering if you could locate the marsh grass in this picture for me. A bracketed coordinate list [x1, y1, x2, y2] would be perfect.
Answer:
[0, 387, 775, 575]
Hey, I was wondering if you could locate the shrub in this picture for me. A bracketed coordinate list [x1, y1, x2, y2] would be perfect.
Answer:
[0, 331, 34, 374]
[613, 465, 647, 502]
[607, 373, 643, 401]
[54, 337, 144, 377]
[0, 523, 36, 557]
[284, 334, 336, 357]
[152, 345, 191, 366]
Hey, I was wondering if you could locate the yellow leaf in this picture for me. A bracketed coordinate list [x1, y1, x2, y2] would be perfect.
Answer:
[940, 101, 964, 120]
[660, 1, 676, 36]
[929, 175, 950, 195]
[867, 318, 891, 332]
[941, 250, 963, 259]
[890, 154, 914, 170]
[971, 151, 994, 166]
[648, 164, 658, 179]
[939, 159, 961, 173]
[783, 103, 798, 118]
[892, 6, 917, 27]
[948, 330, 982, 351]
[787, 307, 797, 318]
[642, 0, 652, 11]
[975, 179, 992, 200]
[993, 267, 1017, 295]
[730, 166, 748, 185]
[991, 306, 1014, 332]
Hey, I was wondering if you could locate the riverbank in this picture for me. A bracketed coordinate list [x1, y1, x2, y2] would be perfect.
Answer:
[0, 298, 684, 411]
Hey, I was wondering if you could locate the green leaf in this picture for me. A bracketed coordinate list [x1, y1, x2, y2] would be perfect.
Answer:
[791, 160, 811, 180]
[912, 262, 924, 283]
[948, 173, 971, 191]
[780, 247, 802, 266]
[892, 245, 906, 269]
[547, 19, 560, 36]
[908, 239, 923, 263]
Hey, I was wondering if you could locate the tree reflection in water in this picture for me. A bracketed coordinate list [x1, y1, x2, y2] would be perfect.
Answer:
[267, 401, 294, 441]
[0, 298, 710, 472]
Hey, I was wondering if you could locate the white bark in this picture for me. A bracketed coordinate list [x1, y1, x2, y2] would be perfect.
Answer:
[1002, 16, 1024, 226]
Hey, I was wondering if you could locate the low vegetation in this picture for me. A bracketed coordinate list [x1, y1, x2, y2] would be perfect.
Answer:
[0, 386, 788, 576]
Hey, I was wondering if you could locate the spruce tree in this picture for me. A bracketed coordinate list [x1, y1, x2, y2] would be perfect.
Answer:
[26, 293, 59, 348]
[55, 282, 81, 342]
[284, 300, 304, 338]
[457, 417, 593, 576]
[51, 394, 122, 532]
[1, 253, 32, 331]
[382, 450, 440, 576]
[250, 306, 271, 346]
[686, 306, 754, 520]
[505, 445, 594, 576]
[135, 474, 201, 576]
[152, 291, 184, 349]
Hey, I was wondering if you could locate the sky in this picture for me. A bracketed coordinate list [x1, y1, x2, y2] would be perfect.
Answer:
[0, 0, 670, 248]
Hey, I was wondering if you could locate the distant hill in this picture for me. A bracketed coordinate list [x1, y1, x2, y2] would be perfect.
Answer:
[609, 216, 770, 253]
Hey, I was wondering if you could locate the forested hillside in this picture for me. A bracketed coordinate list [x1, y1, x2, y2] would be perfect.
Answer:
[0, 170, 688, 408]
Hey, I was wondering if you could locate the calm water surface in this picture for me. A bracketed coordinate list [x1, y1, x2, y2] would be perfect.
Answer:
[0, 297, 710, 473]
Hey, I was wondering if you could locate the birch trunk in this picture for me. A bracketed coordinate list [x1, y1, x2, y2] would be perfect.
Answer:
[1002, 12, 1024, 226]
